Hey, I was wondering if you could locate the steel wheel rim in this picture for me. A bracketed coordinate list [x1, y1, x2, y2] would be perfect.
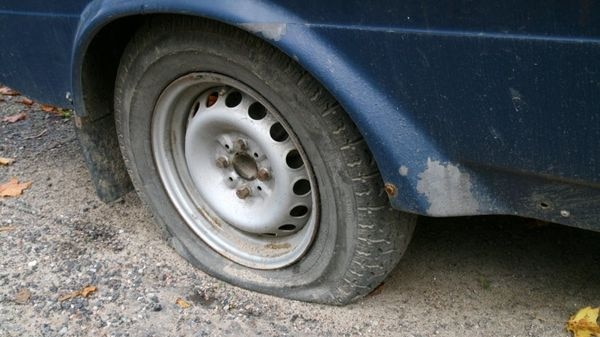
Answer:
[151, 73, 319, 269]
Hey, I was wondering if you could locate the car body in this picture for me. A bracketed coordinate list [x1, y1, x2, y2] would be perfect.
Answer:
[1, 1, 599, 303]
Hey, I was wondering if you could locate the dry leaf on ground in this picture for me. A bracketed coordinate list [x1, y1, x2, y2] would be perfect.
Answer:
[14, 288, 31, 304]
[0, 157, 15, 166]
[175, 298, 191, 309]
[40, 104, 58, 113]
[2, 112, 27, 123]
[0, 226, 16, 232]
[0, 178, 32, 197]
[19, 97, 33, 106]
[0, 86, 19, 96]
[80, 286, 97, 297]
[567, 306, 600, 337]
[58, 285, 97, 302]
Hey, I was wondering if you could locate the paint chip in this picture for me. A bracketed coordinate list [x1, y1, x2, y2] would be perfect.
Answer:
[399, 166, 409, 176]
[416, 158, 479, 216]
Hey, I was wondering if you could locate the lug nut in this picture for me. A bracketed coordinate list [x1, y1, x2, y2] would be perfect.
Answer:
[216, 156, 229, 168]
[257, 168, 270, 181]
[235, 138, 247, 151]
[236, 186, 251, 199]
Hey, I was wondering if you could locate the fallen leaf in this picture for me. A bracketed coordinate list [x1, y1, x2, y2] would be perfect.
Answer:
[0, 157, 15, 166]
[0, 86, 19, 96]
[19, 97, 33, 106]
[59, 109, 72, 119]
[175, 298, 191, 309]
[14, 288, 31, 304]
[0, 178, 32, 197]
[2, 112, 27, 123]
[57, 291, 78, 302]
[80, 285, 97, 297]
[58, 285, 97, 302]
[0, 226, 16, 232]
[567, 306, 600, 337]
[40, 104, 58, 113]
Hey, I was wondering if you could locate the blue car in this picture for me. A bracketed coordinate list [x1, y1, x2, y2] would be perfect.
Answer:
[1, 1, 599, 304]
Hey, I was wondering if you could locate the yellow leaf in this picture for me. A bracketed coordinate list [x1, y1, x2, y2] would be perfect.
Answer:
[80, 285, 97, 297]
[0, 178, 32, 197]
[58, 285, 97, 302]
[567, 306, 600, 337]
[0, 157, 15, 166]
[0, 226, 16, 232]
[175, 298, 191, 309]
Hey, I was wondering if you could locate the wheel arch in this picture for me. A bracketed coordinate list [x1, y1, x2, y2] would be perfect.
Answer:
[73, 1, 301, 121]
[73, 1, 443, 215]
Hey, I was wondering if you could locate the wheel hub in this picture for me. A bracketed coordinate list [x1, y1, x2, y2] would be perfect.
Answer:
[232, 152, 258, 181]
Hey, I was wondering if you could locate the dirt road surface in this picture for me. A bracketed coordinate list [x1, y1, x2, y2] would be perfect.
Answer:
[1, 93, 599, 337]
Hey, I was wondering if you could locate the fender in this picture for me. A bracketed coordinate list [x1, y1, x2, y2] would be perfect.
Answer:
[71, 0, 447, 217]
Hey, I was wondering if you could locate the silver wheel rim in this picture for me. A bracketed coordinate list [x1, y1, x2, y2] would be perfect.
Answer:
[151, 73, 319, 269]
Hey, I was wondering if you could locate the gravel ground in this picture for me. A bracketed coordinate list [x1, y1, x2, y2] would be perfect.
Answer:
[0, 92, 599, 337]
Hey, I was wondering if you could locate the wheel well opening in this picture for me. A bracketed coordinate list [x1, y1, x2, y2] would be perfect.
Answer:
[81, 16, 144, 120]
[81, 14, 246, 120]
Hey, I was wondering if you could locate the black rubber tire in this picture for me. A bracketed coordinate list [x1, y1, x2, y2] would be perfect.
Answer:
[114, 17, 416, 305]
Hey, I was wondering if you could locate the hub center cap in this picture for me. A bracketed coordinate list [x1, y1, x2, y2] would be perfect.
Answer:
[232, 152, 257, 180]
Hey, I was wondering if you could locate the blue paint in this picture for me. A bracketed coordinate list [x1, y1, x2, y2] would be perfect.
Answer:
[0, 0, 599, 229]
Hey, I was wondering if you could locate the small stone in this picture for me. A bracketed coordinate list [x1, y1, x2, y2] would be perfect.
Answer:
[41, 323, 53, 335]
[27, 260, 38, 269]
